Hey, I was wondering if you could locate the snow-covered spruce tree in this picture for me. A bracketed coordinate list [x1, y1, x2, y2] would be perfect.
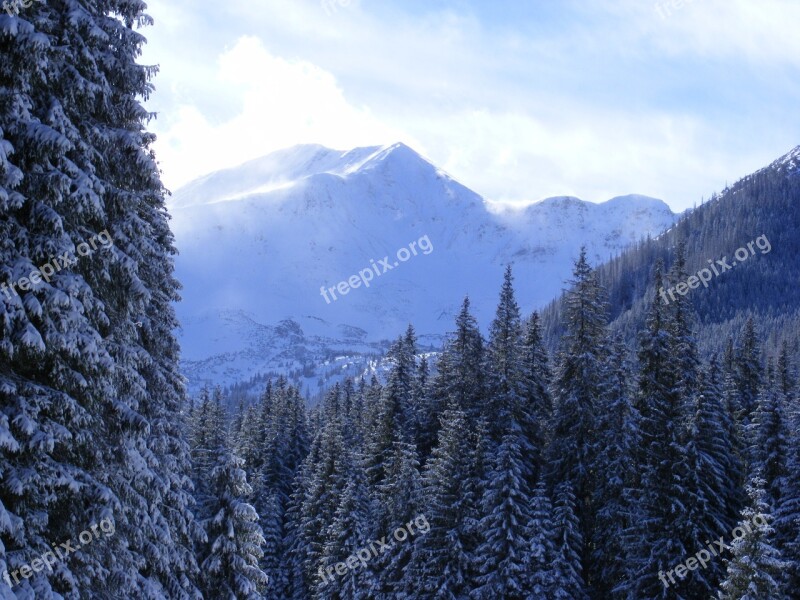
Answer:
[235, 380, 310, 598]
[284, 428, 323, 600]
[470, 267, 543, 598]
[485, 266, 526, 443]
[471, 432, 534, 600]
[773, 344, 800, 592]
[749, 362, 789, 509]
[551, 480, 588, 600]
[735, 318, 762, 436]
[591, 336, 640, 598]
[316, 452, 375, 600]
[718, 478, 788, 599]
[546, 247, 609, 594]
[722, 339, 748, 519]
[190, 387, 229, 518]
[520, 311, 553, 484]
[666, 243, 701, 404]
[529, 477, 558, 597]
[689, 358, 743, 587]
[621, 261, 695, 599]
[661, 246, 733, 597]
[364, 330, 417, 494]
[407, 406, 481, 598]
[201, 451, 269, 599]
[289, 399, 349, 598]
[1, 2, 200, 597]
[428, 297, 486, 424]
[410, 354, 433, 463]
[371, 439, 421, 600]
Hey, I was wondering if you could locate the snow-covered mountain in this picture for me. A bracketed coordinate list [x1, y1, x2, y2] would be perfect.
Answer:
[169, 143, 678, 394]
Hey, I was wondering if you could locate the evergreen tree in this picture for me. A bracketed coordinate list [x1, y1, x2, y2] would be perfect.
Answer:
[552, 481, 588, 600]
[719, 478, 788, 600]
[485, 265, 526, 442]
[735, 318, 762, 433]
[0, 1, 201, 596]
[201, 452, 268, 599]
[371, 439, 421, 599]
[429, 297, 486, 422]
[471, 432, 534, 600]
[408, 406, 480, 599]
[546, 248, 609, 592]
[623, 261, 696, 599]
[291, 404, 348, 597]
[690, 358, 743, 586]
[317, 453, 375, 600]
[529, 478, 558, 597]
[773, 346, 800, 592]
[750, 362, 789, 508]
[411, 355, 435, 463]
[592, 337, 640, 597]
[365, 333, 417, 495]
[520, 311, 553, 483]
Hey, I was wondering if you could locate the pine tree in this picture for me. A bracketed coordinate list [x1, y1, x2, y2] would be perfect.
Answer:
[623, 261, 696, 599]
[552, 481, 588, 599]
[520, 311, 553, 484]
[471, 432, 534, 599]
[592, 336, 640, 597]
[529, 478, 558, 597]
[408, 406, 480, 599]
[719, 478, 788, 599]
[201, 451, 269, 599]
[485, 265, 527, 444]
[429, 297, 486, 423]
[317, 452, 375, 600]
[1, 1, 201, 596]
[546, 248, 609, 593]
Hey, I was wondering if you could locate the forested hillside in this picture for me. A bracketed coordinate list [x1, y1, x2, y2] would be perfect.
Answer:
[542, 146, 800, 361]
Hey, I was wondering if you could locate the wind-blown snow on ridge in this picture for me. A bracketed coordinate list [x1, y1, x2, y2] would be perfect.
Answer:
[170, 142, 678, 393]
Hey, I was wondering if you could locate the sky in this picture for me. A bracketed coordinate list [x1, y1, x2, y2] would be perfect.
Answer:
[140, 0, 800, 212]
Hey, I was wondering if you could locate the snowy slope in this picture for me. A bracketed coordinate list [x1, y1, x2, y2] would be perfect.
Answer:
[169, 143, 678, 393]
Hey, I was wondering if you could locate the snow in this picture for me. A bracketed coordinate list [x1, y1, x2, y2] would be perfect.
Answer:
[168, 143, 679, 393]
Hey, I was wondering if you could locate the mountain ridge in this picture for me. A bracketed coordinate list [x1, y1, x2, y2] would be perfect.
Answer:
[170, 142, 678, 393]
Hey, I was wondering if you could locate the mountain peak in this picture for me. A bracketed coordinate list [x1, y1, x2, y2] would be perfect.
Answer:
[771, 144, 800, 173]
[169, 142, 439, 209]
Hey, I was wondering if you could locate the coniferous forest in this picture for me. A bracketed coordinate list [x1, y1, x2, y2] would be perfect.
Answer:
[2, 1, 800, 600]
[189, 258, 800, 599]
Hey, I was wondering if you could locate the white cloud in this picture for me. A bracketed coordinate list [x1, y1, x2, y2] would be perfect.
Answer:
[150, 35, 411, 190]
[142, 0, 800, 211]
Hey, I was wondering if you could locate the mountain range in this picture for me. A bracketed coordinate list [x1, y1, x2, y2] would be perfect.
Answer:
[168, 143, 679, 394]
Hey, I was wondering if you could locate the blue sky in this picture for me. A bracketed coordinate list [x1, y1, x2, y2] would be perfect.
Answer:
[141, 0, 800, 211]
